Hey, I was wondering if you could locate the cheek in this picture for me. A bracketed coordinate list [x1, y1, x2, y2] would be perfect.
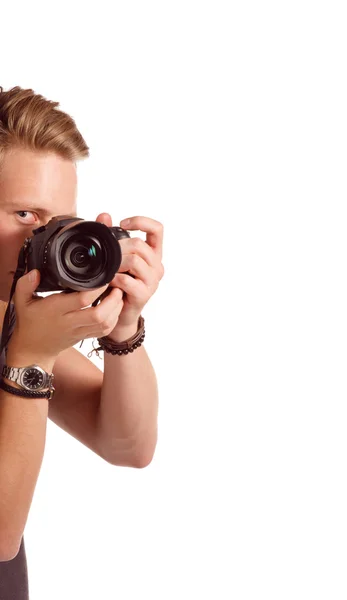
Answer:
[0, 226, 12, 256]
[0, 225, 27, 268]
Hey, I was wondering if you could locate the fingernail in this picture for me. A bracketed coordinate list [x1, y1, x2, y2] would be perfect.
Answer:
[121, 218, 130, 227]
[29, 270, 36, 282]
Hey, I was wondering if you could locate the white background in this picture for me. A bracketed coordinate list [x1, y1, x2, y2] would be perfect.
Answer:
[1, 1, 347, 598]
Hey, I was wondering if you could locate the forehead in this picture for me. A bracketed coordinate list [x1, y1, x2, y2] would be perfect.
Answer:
[0, 148, 78, 218]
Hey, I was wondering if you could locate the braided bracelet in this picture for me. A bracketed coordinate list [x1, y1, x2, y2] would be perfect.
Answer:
[0, 378, 55, 399]
[87, 315, 145, 358]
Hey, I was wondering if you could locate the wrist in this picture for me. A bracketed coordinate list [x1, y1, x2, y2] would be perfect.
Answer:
[6, 343, 56, 375]
[105, 321, 139, 343]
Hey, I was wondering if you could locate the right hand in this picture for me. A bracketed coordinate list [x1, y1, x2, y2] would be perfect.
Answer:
[8, 268, 124, 360]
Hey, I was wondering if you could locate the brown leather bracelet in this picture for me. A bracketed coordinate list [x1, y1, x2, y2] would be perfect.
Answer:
[87, 315, 145, 358]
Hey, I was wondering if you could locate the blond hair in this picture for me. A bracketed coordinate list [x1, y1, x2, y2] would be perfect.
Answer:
[0, 86, 89, 167]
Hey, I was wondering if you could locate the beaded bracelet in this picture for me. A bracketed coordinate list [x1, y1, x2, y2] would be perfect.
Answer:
[87, 315, 145, 359]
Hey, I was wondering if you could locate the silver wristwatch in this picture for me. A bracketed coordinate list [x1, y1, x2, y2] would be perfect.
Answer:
[2, 364, 55, 396]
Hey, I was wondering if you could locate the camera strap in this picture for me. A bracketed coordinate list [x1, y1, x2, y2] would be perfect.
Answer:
[0, 242, 29, 357]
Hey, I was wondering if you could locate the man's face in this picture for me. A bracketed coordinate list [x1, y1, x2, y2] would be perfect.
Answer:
[0, 147, 78, 302]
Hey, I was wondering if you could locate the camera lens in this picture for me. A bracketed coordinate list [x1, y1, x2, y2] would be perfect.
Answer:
[61, 234, 106, 280]
[71, 245, 95, 268]
[50, 219, 124, 290]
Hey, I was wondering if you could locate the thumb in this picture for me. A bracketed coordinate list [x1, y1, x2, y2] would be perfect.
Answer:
[15, 269, 41, 305]
[95, 213, 112, 227]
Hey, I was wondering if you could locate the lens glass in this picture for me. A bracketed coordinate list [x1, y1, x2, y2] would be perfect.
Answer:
[61, 234, 106, 280]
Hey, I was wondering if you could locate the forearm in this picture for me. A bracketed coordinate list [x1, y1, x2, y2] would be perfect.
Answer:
[0, 344, 56, 561]
[96, 324, 159, 468]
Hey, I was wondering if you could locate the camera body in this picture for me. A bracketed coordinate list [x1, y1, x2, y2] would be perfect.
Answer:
[23, 215, 131, 293]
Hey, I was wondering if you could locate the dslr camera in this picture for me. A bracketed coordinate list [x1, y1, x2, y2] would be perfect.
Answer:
[17, 214, 131, 294]
[0, 215, 131, 356]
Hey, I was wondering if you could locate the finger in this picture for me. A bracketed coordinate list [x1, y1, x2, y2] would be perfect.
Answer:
[68, 299, 124, 341]
[113, 254, 154, 287]
[72, 287, 124, 332]
[95, 213, 112, 227]
[112, 272, 150, 301]
[57, 283, 111, 314]
[119, 216, 163, 260]
[118, 236, 158, 268]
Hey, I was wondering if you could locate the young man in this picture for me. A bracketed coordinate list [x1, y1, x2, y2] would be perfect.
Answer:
[0, 86, 164, 597]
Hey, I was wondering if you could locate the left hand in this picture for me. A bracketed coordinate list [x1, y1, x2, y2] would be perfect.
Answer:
[95, 213, 164, 340]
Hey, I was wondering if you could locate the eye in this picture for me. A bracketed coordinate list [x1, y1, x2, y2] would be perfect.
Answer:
[16, 210, 38, 223]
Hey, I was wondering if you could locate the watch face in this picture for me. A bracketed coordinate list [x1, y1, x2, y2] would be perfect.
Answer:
[23, 368, 44, 390]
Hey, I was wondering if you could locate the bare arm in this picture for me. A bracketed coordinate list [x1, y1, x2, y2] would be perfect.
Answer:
[0, 342, 55, 561]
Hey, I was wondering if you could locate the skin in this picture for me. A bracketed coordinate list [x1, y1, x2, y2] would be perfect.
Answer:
[0, 146, 164, 340]
[0, 147, 78, 304]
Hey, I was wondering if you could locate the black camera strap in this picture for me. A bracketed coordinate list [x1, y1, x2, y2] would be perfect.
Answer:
[0, 242, 29, 357]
